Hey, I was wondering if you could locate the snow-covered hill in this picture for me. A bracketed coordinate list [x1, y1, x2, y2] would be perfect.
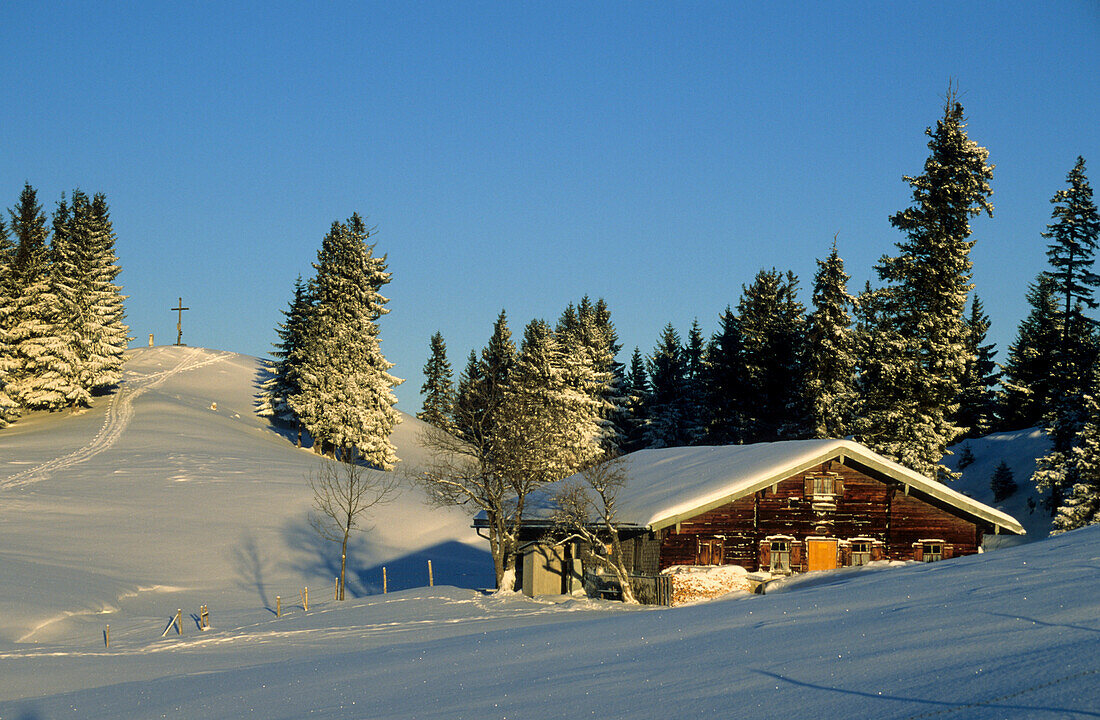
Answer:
[0, 346, 491, 646]
[945, 429, 1054, 544]
[3, 346, 1096, 719]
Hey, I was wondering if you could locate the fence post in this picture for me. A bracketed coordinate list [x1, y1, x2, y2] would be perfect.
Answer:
[428, 559, 434, 587]
[276, 596, 281, 618]
[383, 566, 388, 594]
[175, 609, 182, 635]
[104, 625, 109, 648]
[302, 587, 309, 612]
[335, 577, 339, 601]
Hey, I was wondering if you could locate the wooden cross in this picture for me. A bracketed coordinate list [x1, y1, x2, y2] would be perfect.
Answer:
[172, 297, 189, 346]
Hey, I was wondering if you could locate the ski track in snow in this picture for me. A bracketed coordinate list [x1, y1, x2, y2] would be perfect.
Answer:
[1, 349, 234, 489]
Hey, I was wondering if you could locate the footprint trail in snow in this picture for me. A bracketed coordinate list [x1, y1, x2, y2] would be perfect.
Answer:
[1, 349, 234, 489]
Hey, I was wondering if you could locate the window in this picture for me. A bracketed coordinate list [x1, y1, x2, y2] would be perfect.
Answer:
[923, 542, 943, 562]
[697, 538, 724, 566]
[804, 473, 843, 499]
[850, 541, 871, 566]
[770, 539, 791, 573]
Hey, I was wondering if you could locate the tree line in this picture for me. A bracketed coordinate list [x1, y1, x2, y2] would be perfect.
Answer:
[415, 93, 1100, 570]
[0, 183, 129, 427]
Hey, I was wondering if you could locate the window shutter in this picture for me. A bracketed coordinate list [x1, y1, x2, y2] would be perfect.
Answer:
[804, 476, 814, 496]
[791, 542, 803, 569]
[758, 543, 770, 571]
[943, 544, 954, 560]
[913, 543, 923, 562]
[834, 477, 844, 496]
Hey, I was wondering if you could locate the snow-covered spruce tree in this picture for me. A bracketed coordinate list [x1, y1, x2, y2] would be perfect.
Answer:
[0, 218, 20, 427]
[81, 193, 129, 394]
[1036, 389, 1100, 533]
[999, 274, 1062, 430]
[644, 323, 690, 448]
[418, 331, 455, 430]
[704, 306, 748, 445]
[7, 183, 82, 411]
[619, 347, 650, 453]
[854, 281, 923, 468]
[590, 298, 628, 451]
[737, 269, 808, 443]
[288, 215, 401, 468]
[1042, 157, 1100, 453]
[258, 275, 313, 438]
[955, 295, 1001, 439]
[46, 191, 91, 408]
[490, 318, 605, 591]
[864, 93, 994, 480]
[555, 297, 621, 453]
[805, 242, 857, 439]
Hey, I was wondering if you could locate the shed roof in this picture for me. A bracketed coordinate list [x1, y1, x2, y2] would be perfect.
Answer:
[525, 439, 1025, 535]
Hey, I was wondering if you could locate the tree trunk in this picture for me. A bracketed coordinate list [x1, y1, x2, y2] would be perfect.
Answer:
[340, 531, 348, 600]
[607, 526, 638, 604]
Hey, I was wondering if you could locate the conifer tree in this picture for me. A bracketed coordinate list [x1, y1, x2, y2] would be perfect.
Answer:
[82, 193, 129, 394]
[289, 215, 401, 468]
[556, 298, 622, 452]
[990, 460, 1018, 503]
[590, 297, 628, 451]
[498, 318, 602, 479]
[805, 243, 857, 439]
[1036, 384, 1100, 532]
[737, 269, 807, 442]
[705, 307, 747, 445]
[1045, 157, 1100, 348]
[863, 92, 994, 479]
[644, 324, 689, 448]
[418, 331, 455, 430]
[1000, 274, 1062, 429]
[452, 311, 516, 452]
[0, 219, 19, 426]
[1041, 157, 1100, 455]
[7, 183, 81, 411]
[681, 319, 709, 444]
[619, 347, 650, 452]
[258, 275, 313, 436]
[955, 295, 1000, 439]
[46, 191, 90, 407]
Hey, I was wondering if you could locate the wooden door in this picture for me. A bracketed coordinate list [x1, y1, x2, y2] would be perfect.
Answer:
[806, 538, 838, 572]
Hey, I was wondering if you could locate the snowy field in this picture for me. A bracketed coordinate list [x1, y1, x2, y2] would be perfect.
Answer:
[1, 346, 1097, 719]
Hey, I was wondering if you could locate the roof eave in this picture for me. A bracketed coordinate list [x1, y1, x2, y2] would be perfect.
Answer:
[645, 440, 1026, 536]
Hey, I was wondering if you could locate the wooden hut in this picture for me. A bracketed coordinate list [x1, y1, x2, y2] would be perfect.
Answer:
[484, 439, 1025, 596]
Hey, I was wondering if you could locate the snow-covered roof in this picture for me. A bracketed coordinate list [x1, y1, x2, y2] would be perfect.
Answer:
[534, 439, 1025, 535]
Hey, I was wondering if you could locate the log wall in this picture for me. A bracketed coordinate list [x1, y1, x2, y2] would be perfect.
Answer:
[656, 459, 984, 572]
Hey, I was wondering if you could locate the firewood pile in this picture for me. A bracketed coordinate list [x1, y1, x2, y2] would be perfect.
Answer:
[662, 564, 752, 605]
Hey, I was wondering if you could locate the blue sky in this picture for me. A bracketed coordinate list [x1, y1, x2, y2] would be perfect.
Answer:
[3, 2, 1099, 412]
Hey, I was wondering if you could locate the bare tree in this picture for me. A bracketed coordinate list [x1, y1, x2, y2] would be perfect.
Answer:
[549, 453, 637, 604]
[417, 418, 512, 588]
[417, 372, 588, 592]
[309, 459, 399, 600]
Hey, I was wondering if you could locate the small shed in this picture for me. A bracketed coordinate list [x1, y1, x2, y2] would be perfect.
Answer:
[485, 439, 1025, 597]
